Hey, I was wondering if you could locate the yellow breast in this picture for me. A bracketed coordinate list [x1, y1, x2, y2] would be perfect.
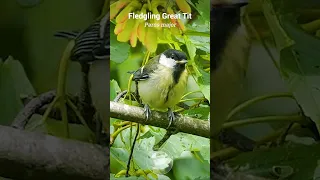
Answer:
[138, 65, 188, 111]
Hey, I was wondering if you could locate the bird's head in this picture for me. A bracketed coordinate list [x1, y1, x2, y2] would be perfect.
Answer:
[159, 49, 188, 69]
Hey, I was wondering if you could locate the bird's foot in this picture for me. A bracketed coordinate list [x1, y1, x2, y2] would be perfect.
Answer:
[167, 108, 176, 129]
[144, 104, 152, 121]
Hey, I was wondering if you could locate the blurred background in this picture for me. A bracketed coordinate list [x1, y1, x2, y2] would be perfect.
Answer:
[0, 0, 104, 125]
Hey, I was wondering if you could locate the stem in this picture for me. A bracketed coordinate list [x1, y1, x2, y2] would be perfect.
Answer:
[222, 115, 304, 129]
[126, 75, 133, 104]
[181, 90, 202, 99]
[126, 125, 140, 177]
[179, 98, 205, 103]
[301, 18, 320, 33]
[110, 124, 137, 146]
[60, 99, 69, 138]
[227, 93, 294, 120]
[129, 123, 132, 151]
[35, 96, 59, 130]
[66, 97, 94, 136]
[147, 0, 152, 11]
[98, 0, 110, 19]
[56, 40, 75, 138]
[211, 123, 301, 160]
[174, 108, 185, 113]
[142, 51, 151, 65]
[114, 121, 131, 127]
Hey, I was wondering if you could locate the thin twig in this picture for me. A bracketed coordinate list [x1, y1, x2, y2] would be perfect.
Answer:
[126, 124, 140, 177]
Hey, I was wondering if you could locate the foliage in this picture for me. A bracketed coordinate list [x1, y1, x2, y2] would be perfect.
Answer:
[109, 0, 210, 179]
[0, 0, 105, 142]
[0, 57, 36, 125]
[219, 0, 320, 179]
[0, 56, 95, 142]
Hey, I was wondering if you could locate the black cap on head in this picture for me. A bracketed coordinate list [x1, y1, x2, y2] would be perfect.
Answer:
[162, 49, 188, 61]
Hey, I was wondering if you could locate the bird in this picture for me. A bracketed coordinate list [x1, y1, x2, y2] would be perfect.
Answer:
[131, 49, 189, 128]
[211, 0, 251, 137]
[54, 12, 110, 142]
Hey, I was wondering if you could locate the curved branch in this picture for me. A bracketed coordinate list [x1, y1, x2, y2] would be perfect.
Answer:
[11, 90, 56, 129]
[110, 101, 210, 138]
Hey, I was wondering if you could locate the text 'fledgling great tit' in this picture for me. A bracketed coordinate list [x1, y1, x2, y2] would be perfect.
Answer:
[131, 49, 188, 128]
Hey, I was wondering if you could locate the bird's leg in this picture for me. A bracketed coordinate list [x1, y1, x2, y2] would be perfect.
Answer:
[167, 108, 176, 129]
[144, 104, 152, 121]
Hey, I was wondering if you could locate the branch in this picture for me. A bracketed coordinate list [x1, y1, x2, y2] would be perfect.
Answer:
[12, 90, 56, 129]
[0, 125, 108, 180]
[110, 101, 210, 138]
[21, 93, 85, 124]
[12, 90, 81, 129]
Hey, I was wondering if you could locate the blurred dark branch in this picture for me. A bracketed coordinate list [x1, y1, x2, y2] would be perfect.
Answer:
[12, 90, 83, 129]
[12, 90, 56, 129]
[110, 101, 210, 138]
[211, 161, 271, 180]
[13, 89, 98, 127]
[0, 125, 108, 180]
[211, 123, 302, 161]
[12, 90, 108, 145]
[218, 129, 256, 151]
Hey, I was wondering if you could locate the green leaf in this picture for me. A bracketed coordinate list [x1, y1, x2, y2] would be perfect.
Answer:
[115, 51, 143, 89]
[184, 36, 197, 61]
[197, 69, 210, 103]
[187, 34, 210, 53]
[172, 151, 210, 180]
[262, 0, 295, 51]
[195, 0, 210, 22]
[110, 147, 129, 174]
[280, 46, 320, 131]
[227, 143, 320, 180]
[110, 125, 210, 178]
[0, 56, 36, 125]
[110, 79, 121, 100]
[26, 114, 95, 142]
[182, 107, 210, 120]
[161, 133, 210, 161]
[263, 0, 320, 131]
[110, 23, 130, 63]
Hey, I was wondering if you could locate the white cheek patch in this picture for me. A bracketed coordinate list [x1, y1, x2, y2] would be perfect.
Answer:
[159, 54, 176, 68]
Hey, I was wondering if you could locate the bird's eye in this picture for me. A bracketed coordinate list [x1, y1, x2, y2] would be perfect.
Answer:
[171, 55, 175, 59]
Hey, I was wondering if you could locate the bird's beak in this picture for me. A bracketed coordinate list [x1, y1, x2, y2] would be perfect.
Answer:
[176, 60, 188, 64]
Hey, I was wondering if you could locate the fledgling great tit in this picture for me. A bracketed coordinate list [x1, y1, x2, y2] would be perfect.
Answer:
[211, 0, 251, 137]
[131, 49, 188, 128]
[54, 13, 110, 138]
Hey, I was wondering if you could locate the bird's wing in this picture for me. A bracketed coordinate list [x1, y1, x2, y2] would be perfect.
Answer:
[53, 12, 110, 63]
[54, 31, 80, 40]
[131, 55, 159, 81]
